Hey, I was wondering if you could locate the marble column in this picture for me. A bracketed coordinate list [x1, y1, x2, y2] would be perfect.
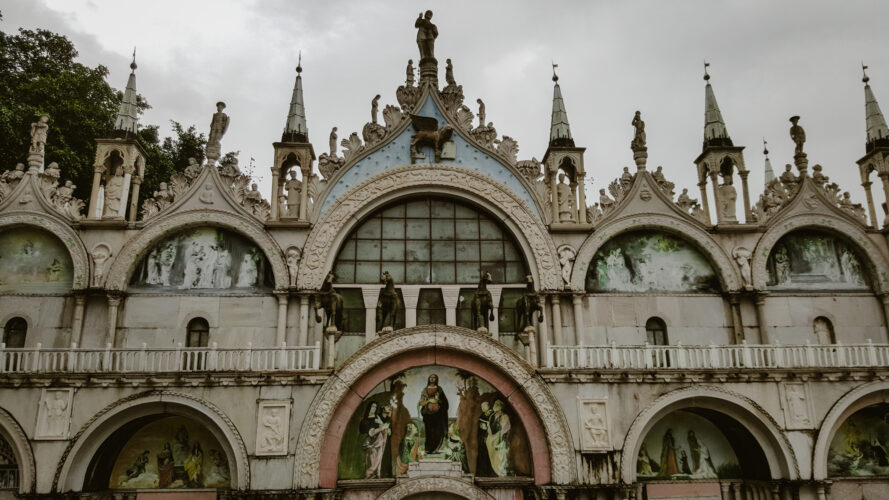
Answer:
[71, 294, 86, 346]
[572, 294, 584, 345]
[729, 295, 744, 344]
[549, 172, 560, 225]
[361, 287, 380, 344]
[269, 167, 280, 220]
[298, 295, 310, 346]
[537, 295, 550, 367]
[402, 288, 420, 328]
[551, 295, 563, 346]
[128, 175, 142, 223]
[442, 287, 460, 326]
[739, 170, 752, 223]
[709, 171, 722, 224]
[697, 180, 711, 225]
[117, 164, 134, 218]
[862, 180, 878, 227]
[105, 295, 121, 347]
[576, 171, 588, 223]
[755, 294, 770, 344]
[88, 165, 106, 219]
[275, 293, 288, 346]
[488, 287, 503, 340]
[880, 173, 889, 225]
[299, 166, 310, 221]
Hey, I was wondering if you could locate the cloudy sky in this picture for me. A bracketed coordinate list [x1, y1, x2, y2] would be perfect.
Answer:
[5, 1, 889, 222]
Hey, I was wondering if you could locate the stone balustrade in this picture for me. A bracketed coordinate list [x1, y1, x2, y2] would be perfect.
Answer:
[547, 340, 889, 370]
[0, 341, 321, 373]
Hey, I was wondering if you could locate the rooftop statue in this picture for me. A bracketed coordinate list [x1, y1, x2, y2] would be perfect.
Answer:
[415, 10, 438, 61]
[445, 58, 456, 86]
[30, 115, 50, 156]
[329, 127, 338, 156]
[631, 110, 646, 152]
[371, 95, 381, 125]
[206, 101, 230, 163]
[789, 115, 805, 156]
[406, 59, 415, 86]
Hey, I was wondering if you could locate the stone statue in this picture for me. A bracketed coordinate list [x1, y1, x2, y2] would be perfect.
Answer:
[557, 173, 575, 222]
[812, 164, 829, 187]
[91, 243, 113, 285]
[476, 99, 486, 128]
[207, 101, 230, 162]
[1, 163, 25, 184]
[515, 275, 543, 341]
[371, 95, 381, 125]
[631, 110, 646, 151]
[54, 180, 75, 206]
[30, 115, 49, 155]
[377, 271, 401, 332]
[677, 188, 697, 213]
[313, 271, 344, 333]
[154, 182, 174, 210]
[652, 166, 675, 195]
[329, 127, 338, 156]
[789, 116, 805, 156]
[445, 58, 455, 86]
[409, 114, 454, 159]
[558, 245, 577, 286]
[620, 166, 633, 190]
[470, 272, 495, 332]
[599, 188, 615, 213]
[717, 177, 737, 222]
[779, 164, 798, 190]
[285, 169, 302, 217]
[286, 247, 301, 287]
[184, 157, 202, 181]
[103, 166, 125, 217]
[406, 59, 415, 86]
[44, 161, 60, 180]
[415, 10, 438, 61]
[732, 246, 752, 290]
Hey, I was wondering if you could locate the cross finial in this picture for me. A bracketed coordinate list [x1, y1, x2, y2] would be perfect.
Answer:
[130, 47, 137, 72]
[862, 61, 870, 84]
[297, 51, 303, 74]
[763, 138, 769, 156]
[552, 61, 559, 82]
[703, 60, 710, 81]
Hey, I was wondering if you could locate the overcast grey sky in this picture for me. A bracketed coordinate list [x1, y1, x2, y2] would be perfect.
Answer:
[5, 0, 889, 221]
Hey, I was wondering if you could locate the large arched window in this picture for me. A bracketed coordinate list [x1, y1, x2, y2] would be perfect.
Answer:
[2, 317, 27, 348]
[333, 198, 528, 284]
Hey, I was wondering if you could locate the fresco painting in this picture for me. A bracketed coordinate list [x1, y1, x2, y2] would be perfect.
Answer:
[586, 231, 719, 293]
[0, 228, 73, 293]
[130, 227, 272, 291]
[767, 231, 868, 290]
[827, 403, 889, 477]
[109, 416, 230, 489]
[337, 365, 531, 479]
[637, 410, 741, 480]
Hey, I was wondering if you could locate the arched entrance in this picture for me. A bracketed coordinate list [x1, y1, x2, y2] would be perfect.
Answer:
[0, 408, 35, 495]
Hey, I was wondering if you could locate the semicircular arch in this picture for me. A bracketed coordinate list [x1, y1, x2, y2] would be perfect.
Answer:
[751, 214, 889, 293]
[0, 406, 36, 494]
[570, 214, 741, 292]
[292, 325, 576, 488]
[298, 165, 560, 291]
[620, 385, 798, 483]
[53, 390, 250, 492]
[103, 210, 289, 291]
[811, 381, 889, 480]
[0, 212, 89, 290]
[377, 476, 496, 500]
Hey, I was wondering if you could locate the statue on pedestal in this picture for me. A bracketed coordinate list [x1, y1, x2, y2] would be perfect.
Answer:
[206, 102, 230, 163]
[312, 271, 344, 333]
[284, 169, 302, 217]
[406, 60, 415, 87]
[415, 10, 438, 61]
[631, 111, 646, 152]
[103, 166, 124, 217]
[377, 271, 402, 333]
[30, 115, 49, 155]
[515, 275, 543, 346]
[329, 127, 338, 156]
[371, 95, 381, 125]
[789, 116, 805, 156]
[470, 272, 495, 333]
[445, 58, 456, 86]
[557, 173, 575, 222]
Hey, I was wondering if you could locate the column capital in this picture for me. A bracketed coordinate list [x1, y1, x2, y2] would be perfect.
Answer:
[275, 292, 289, 305]
[106, 294, 122, 306]
[441, 286, 461, 309]
[401, 287, 421, 309]
[361, 286, 381, 307]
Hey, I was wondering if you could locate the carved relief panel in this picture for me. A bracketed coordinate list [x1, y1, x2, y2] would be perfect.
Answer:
[780, 382, 814, 429]
[255, 400, 291, 456]
[35, 388, 74, 440]
[578, 398, 610, 452]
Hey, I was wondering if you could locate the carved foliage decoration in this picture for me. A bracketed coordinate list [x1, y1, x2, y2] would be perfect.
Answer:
[495, 136, 519, 165]
[340, 133, 366, 164]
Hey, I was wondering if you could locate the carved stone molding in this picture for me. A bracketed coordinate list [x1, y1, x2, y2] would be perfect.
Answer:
[376, 476, 496, 500]
[750, 213, 889, 293]
[292, 325, 576, 488]
[104, 209, 289, 291]
[0, 406, 36, 494]
[298, 165, 560, 290]
[619, 385, 799, 484]
[0, 211, 89, 289]
[570, 214, 741, 292]
[53, 390, 250, 492]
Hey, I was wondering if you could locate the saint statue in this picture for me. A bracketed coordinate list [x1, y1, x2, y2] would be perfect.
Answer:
[285, 169, 302, 217]
[415, 10, 438, 61]
[154, 182, 174, 210]
[717, 176, 737, 221]
[445, 58, 456, 86]
[103, 166, 124, 217]
[557, 173, 575, 222]
[30, 115, 49, 155]
[208, 102, 230, 149]
[476, 99, 486, 128]
[631, 111, 646, 152]
[476, 402, 495, 475]
[789, 115, 805, 155]
[418, 374, 448, 454]
[406, 59, 415, 86]
[659, 428, 679, 476]
[371, 94, 381, 125]
[329, 127, 338, 156]
[184, 157, 202, 181]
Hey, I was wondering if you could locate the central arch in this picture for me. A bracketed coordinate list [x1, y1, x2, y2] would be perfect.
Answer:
[292, 325, 576, 488]
[376, 475, 496, 500]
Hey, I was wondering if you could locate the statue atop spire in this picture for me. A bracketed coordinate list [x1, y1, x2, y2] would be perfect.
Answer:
[702, 61, 733, 149]
[548, 62, 574, 148]
[862, 63, 889, 152]
[113, 47, 140, 138]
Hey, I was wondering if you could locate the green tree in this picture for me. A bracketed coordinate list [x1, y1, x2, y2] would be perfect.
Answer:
[137, 122, 206, 202]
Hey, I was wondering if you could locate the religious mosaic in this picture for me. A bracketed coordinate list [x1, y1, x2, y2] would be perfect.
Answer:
[108, 416, 230, 489]
[337, 366, 531, 479]
[586, 231, 719, 293]
[0, 227, 73, 293]
[767, 231, 868, 290]
[827, 403, 889, 477]
[636, 410, 741, 480]
[129, 227, 272, 291]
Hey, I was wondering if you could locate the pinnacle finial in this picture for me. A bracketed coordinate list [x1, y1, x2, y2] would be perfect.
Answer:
[703, 60, 710, 81]
[552, 61, 559, 82]
[863, 62, 869, 84]
[763, 138, 769, 157]
[297, 51, 302, 74]
[130, 47, 137, 73]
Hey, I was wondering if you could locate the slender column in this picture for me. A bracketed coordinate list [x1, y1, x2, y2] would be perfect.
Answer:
[755, 293, 770, 344]
[862, 180, 878, 228]
[729, 295, 744, 344]
[71, 294, 86, 346]
[275, 293, 288, 346]
[105, 295, 121, 347]
[709, 172, 722, 224]
[128, 176, 142, 223]
[88, 165, 106, 219]
[880, 173, 889, 225]
[697, 180, 711, 224]
[402, 288, 420, 328]
[537, 295, 549, 367]
[732, 483, 742, 500]
[551, 295, 563, 346]
[816, 484, 827, 500]
[719, 483, 730, 500]
[442, 287, 460, 326]
[269, 168, 280, 220]
[298, 295, 310, 346]
[572, 294, 585, 345]
[576, 171, 588, 223]
[770, 483, 781, 500]
[299, 165, 310, 221]
[549, 170, 560, 224]
[361, 287, 380, 344]
[488, 287, 503, 340]
[117, 164, 134, 218]
[739, 170, 752, 223]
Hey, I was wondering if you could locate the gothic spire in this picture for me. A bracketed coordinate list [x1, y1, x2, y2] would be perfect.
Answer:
[702, 62, 733, 149]
[113, 48, 140, 138]
[548, 63, 575, 148]
[763, 138, 775, 186]
[863, 64, 889, 152]
[282, 53, 309, 143]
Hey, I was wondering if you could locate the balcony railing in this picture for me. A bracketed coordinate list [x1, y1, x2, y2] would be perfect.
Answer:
[0, 342, 322, 373]
[547, 340, 889, 370]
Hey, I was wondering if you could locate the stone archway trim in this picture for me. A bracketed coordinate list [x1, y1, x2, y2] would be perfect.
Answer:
[53, 390, 250, 492]
[619, 385, 799, 483]
[0, 212, 89, 290]
[811, 381, 889, 480]
[570, 214, 741, 292]
[0, 406, 36, 494]
[751, 214, 889, 293]
[376, 475, 496, 500]
[293, 325, 576, 488]
[297, 165, 561, 291]
[103, 209, 289, 291]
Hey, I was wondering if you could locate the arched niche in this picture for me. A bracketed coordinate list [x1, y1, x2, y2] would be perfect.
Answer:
[103, 210, 289, 291]
[293, 326, 576, 488]
[0, 407, 36, 494]
[298, 165, 560, 291]
[571, 215, 740, 292]
[621, 386, 798, 483]
[0, 225, 74, 294]
[0, 213, 88, 290]
[54, 391, 249, 492]
[763, 229, 870, 291]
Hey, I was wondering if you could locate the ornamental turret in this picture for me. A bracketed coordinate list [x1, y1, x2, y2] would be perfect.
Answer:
[857, 64, 889, 228]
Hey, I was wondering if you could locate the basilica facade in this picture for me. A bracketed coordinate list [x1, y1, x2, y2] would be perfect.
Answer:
[3, 11, 889, 500]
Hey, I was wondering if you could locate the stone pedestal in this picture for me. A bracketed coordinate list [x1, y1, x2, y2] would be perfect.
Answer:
[406, 458, 463, 478]
[418, 58, 438, 89]
[633, 147, 648, 171]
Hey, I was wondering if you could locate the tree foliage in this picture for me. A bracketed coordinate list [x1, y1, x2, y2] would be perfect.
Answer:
[138, 122, 206, 200]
